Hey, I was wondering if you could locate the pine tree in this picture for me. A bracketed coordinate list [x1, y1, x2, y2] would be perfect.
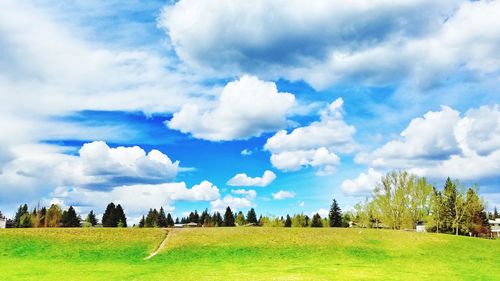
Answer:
[166, 213, 174, 227]
[115, 204, 127, 227]
[157, 207, 168, 227]
[193, 210, 200, 224]
[247, 208, 257, 224]
[223, 207, 235, 227]
[311, 213, 323, 227]
[175, 217, 180, 224]
[145, 209, 158, 227]
[139, 215, 145, 228]
[14, 204, 29, 228]
[284, 214, 292, 227]
[212, 212, 223, 227]
[85, 210, 98, 226]
[235, 211, 246, 226]
[443, 177, 457, 233]
[61, 206, 80, 227]
[102, 203, 117, 227]
[329, 198, 342, 227]
[494, 206, 499, 219]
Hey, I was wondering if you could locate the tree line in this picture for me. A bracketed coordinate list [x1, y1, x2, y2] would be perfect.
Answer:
[3, 202, 127, 228]
[352, 171, 493, 236]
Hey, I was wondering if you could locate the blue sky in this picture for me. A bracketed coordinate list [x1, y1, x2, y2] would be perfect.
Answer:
[0, 0, 499, 223]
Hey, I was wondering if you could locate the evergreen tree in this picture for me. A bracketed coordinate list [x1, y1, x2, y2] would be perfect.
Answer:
[175, 217, 180, 224]
[494, 206, 499, 219]
[246, 208, 257, 224]
[139, 215, 145, 228]
[85, 210, 98, 226]
[102, 203, 117, 227]
[115, 204, 127, 227]
[212, 212, 223, 227]
[145, 209, 158, 227]
[329, 198, 342, 227]
[223, 206, 235, 227]
[200, 209, 210, 226]
[166, 213, 174, 227]
[443, 177, 457, 233]
[304, 215, 310, 227]
[61, 206, 80, 227]
[14, 204, 29, 228]
[284, 214, 292, 227]
[157, 207, 168, 227]
[311, 213, 323, 227]
[193, 210, 200, 224]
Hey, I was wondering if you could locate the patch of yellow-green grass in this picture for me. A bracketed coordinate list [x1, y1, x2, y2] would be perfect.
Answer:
[1, 227, 499, 280]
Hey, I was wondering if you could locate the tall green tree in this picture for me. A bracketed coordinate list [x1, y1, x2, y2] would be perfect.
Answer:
[156, 207, 168, 227]
[61, 206, 80, 227]
[311, 213, 323, 227]
[494, 206, 499, 219]
[102, 203, 117, 227]
[223, 206, 235, 227]
[14, 204, 29, 228]
[329, 198, 342, 227]
[145, 209, 158, 227]
[85, 210, 98, 226]
[247, 208, 258, 224]
[212, 212, 223, 227]
[429, 187, 446, 233]
[166, 213, 174, 227]
[139, 215, 145, 228]
[284, 215, 292, 227]
[115, 204, 127, 227]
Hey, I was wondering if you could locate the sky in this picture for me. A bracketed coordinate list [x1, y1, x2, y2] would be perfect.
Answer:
[0, 0, 499, 223]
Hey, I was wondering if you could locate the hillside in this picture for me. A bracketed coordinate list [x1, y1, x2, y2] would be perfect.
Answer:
[0, 228, 499, 280]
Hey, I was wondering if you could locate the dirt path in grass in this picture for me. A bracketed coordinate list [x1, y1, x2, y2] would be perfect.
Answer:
[144, 229, 178, 260]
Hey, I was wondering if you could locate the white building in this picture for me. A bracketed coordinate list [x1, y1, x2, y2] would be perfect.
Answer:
[416, 224, 426, 233]
[0, 218, 6, 229]
[489, 218, 500, 237]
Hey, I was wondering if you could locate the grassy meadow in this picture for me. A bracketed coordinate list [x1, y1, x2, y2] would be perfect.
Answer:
[1, 227, 499, 280]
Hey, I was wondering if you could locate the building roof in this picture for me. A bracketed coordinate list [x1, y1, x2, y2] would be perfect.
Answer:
[488, 218, 500, 224]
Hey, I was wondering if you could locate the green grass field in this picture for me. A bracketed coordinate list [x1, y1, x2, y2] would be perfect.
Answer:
[1, 228, 499, 280]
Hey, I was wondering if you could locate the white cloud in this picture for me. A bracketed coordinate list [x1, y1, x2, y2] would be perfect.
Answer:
[167, 75, 295, 141]
[0, 141, 180, 208]
[264, 98, 354, 175]
[269, 148, 340, 175]
[341, 168, 382, 197]
[78, 141, 179, 189]
[356, 106, 460, 163]
[231, 189, 257, 199]
[210, 195, 254, 213]
[356, 104, 500, 182]
[227, 170, 276, 187]
[272, 190, 295, 200]
[241, 149, 253, 156]
[159, 0, 500, 89]
[265, 98, 356, 153]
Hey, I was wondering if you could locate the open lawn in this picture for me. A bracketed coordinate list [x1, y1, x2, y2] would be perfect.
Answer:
[0, 227, 499, 280]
